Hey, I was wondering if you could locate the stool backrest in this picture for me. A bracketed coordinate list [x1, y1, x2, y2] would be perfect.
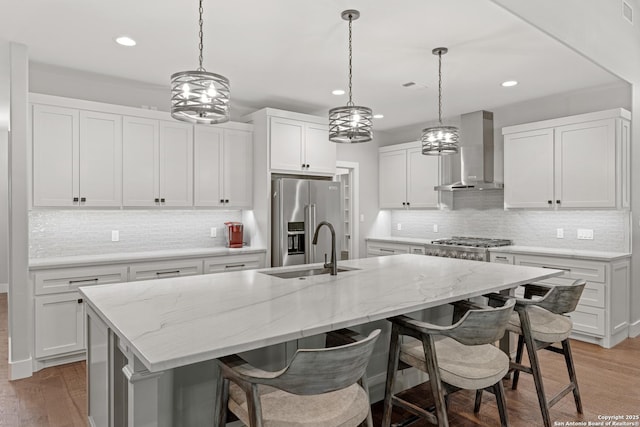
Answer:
[532, 280, 586, 315]
[445, 299, 515, 346]
[261, 329, 380, 395]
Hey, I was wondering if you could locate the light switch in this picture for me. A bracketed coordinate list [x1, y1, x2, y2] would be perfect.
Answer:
[433, 224, 438, 233]
[556, 228, 564, 239]
[210, 227, 217, 238]
[397, 223, 402, 231]
[111, 230, 119, 242]
[360, 214, 365, 222]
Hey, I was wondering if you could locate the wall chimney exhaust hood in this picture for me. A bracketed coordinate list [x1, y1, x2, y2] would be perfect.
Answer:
[434, 110, 504, 191]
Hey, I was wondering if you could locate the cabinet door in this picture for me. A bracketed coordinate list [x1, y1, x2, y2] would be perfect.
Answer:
[555, 119, 616, 208]
[35, 293, 84, 358]
[503, 128, 554, 208]
[32, 105, 79, 207]
[379, 150, 407, 208]
[407, 147, 439, 208]
[270, 117, 304, 172]
[223, 128, 253, 208]
[79, 111, 122, 207]
[304, 122, 336, 175]
[194, 126, 224, 207]
[123, 117, 159, 206]
[159, 121, 193, 207]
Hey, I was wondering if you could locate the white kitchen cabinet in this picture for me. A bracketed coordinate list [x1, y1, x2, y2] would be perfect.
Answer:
[379, 141, 440, 209]
[194, 126, 253, 208]
[489, 249, 630, 348]
[270, 116, 336, 175]
[32, 105, 122, 207]
[129, 259, 203, 281]
[366, 241, 410, 257]
[34, 265, 128, 295]
[123, 117, 193, 207]
[35, 292, 85, 358]
[503, 109, 630, 209]
[203, 253, 265, 273]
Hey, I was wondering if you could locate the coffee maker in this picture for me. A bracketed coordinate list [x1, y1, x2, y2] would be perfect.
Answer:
[224, 222, 243, 248]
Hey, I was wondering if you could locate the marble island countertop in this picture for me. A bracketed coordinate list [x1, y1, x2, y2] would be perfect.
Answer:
[29, 246, 267, 270]
[80, 254, 563, 373]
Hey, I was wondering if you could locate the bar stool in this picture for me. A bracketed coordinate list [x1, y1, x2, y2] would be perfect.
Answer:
[214, 329, 380, 427]
[382, 299, 516, 427]
[483, 280, 586, 427]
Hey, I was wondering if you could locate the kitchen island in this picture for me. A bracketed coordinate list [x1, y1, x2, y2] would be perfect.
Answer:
[80, 254, 563, 427]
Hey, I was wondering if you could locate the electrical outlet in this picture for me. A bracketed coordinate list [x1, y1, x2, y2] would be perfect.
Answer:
[111, 230, 119, 242]
[433, 224, 438, 233]
[360, 214, 365, 222]
[577, 229, 594, 240]
[556, 228, 564, 239]
[397, 223, 402, 231]
[210, 227, 217, 238]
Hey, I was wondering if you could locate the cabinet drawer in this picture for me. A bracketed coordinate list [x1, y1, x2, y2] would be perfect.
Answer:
[490, 253, 514, 264]
[569, 305, 605, 337]
[366, 242, 409, 257]
[204, 254, 265, 274]
[529, 276, 605, 309]
[409, 246, 426, 255]
[515, 255, 606, 284]
[34, 265, 128, 295]
[129, 259, 203, 281]
[35, 292, 85, 358]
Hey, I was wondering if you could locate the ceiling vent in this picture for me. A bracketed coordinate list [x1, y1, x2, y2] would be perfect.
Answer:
[623, 1, 633, 24]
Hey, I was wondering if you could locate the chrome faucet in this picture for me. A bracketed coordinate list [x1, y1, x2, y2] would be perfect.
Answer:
[312, 221, 337, 275]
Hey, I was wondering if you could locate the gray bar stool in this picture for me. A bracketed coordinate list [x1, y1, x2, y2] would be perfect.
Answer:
[382, 299, 516, 427]
[214, 329, 380, 427]
[483, 279, 586, 427]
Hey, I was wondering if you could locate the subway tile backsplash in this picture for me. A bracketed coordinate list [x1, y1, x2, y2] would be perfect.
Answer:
[30, 210, 243, 258]
[391, 194, 630, 252]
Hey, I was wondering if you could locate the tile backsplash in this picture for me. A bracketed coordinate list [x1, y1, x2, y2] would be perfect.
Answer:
[30, 210, 243, 258]
[390, 193, 630, 252]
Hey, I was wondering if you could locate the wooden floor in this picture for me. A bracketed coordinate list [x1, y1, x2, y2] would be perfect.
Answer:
[1, 292, 639, 426]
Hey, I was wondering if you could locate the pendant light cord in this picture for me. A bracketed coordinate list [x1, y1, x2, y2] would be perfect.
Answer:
[197, 0, 205, 71]
[437, 50, 443, 125]
[347, 14, 353, 107]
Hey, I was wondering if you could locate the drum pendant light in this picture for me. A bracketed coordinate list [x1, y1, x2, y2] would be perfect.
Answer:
[171, 0, 230, 124]
[329, 10, 373, 143]
[421, 47, 459, 155]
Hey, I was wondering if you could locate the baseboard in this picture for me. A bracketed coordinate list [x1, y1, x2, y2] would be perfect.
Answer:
[9, 355, 33, 380]
[629, 319, 640, 338]
[0, 282, 7, 293]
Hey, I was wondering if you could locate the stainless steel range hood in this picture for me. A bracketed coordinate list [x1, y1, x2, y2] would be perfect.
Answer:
[435, 110, 504, 191]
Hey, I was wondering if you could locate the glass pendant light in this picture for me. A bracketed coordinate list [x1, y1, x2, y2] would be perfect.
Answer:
[329, 10, 373, 143]
[171, 0, 230, 124]
[421, 47, 459, 155]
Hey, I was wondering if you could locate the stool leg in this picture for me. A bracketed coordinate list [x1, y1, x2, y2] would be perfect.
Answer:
[474, 390, 483, 413]
[493, 382, 510, 427]
[512, 335, 525, 390]
[561, 339, 583, 414]
[421, 335, 449, 427]
[214, 375, 229, 427]
[521, 319, 552, 427]
[382, 325, 401, 427]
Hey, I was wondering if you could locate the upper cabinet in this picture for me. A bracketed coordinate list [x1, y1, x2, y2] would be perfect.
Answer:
[379, 141, 440, 209]
[194, 125, 253, 208]
[503, 109, 630, 210]
[33, 105, 122, 207]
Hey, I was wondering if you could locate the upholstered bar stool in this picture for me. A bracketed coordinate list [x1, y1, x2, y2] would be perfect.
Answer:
[483, 279, 586, 427]
[382, 299, 515, 427]
[213, 329, 380, 427]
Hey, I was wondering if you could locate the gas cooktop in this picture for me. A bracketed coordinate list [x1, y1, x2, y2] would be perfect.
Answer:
[431, 236, 513, 248]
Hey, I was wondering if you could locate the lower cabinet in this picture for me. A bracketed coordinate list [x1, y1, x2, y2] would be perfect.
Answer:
[489, 251, 630, 348]
[366, 241, 410, 257]
[129, 258, 203, 281]
[35, 292, 85, 358]
[204, 253, 265, 273]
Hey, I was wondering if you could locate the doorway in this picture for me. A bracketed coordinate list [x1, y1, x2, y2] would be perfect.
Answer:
[335, 161, 359, 260]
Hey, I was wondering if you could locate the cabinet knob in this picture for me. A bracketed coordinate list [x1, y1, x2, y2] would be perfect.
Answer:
[406, 202, 410, 206]
[220, 199, 224, 204]
[77, 298, 83, 304]
[160, 198, 165, 203]
[80, 197, 86, 202]
[224, 199, 229, 203]
[73, 197, 79, 202]
[548, 200, 552, 205]
[556, 200, 561, 204]
[306, 164, 310, 169]
[154, 198, 160, 203]
[402, 202, 406, 206]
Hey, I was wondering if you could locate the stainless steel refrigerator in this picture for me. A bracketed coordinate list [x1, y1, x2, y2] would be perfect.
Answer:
[272, 178, 342, 267]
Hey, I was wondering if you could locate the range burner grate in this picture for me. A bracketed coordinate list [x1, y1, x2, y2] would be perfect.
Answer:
[431, 236, 513, 248]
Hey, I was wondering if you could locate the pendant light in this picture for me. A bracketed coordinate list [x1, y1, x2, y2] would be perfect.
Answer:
[421, 47, 459, 155]
[329, 10, 373, 143]
[171, 0, 230, 124]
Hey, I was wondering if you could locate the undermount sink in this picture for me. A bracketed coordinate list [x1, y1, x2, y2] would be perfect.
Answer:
[261, 266, 360, 279]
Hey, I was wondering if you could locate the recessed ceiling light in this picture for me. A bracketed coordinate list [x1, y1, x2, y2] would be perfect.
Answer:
[332, 89, 345, 95]
[373, 114, 384, 119]
[501, 80, 518, 87]
[115, 36, 136, 47]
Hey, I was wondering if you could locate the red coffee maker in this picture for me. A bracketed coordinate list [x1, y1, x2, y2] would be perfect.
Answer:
[224, 222, 244, 248]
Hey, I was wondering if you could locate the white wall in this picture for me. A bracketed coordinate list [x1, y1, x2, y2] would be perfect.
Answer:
[0, 40, 9, 290]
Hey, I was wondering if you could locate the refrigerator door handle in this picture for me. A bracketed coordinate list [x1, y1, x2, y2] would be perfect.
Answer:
[305, 203, 316, 264]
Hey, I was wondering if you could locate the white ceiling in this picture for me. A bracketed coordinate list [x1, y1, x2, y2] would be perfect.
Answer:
[0, 0, 623, 131]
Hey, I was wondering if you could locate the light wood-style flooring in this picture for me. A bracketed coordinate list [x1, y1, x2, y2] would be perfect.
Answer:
[1, 293, 639, 426]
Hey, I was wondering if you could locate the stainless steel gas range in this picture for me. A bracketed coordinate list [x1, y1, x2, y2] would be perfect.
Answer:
[424, 236, 513, 262]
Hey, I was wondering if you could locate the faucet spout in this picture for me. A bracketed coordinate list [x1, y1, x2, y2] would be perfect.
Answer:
[312, 221, 337, 275]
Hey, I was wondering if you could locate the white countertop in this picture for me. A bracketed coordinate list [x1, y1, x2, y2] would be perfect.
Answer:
[488, 246, 631, 261]
[80, 254, 562, 373]
[29, 247, 267, 270]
